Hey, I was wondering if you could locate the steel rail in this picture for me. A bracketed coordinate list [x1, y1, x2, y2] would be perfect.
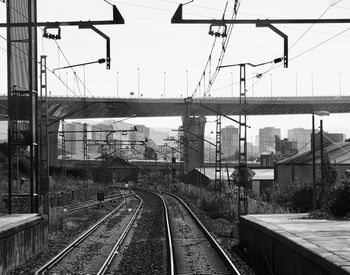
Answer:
[61, 189, 124, 212]
[97, 192, 143, 275]
[163, 191, 241, 275]
[64, 192, 134, 214]
[35, 190, 129, 274]
[152, 191, 175, 275]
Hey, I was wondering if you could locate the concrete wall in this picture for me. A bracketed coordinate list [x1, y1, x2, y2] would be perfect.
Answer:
[0, 215, 48, 274]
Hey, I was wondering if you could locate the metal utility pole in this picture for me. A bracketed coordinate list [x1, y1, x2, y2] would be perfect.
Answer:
[312, 110, 329, 212]
[320, 119, 324, 203]
[238, 64, 248, 215]
[7, 0, 38, 214]
[83, 123, 88, 187]
[61, 120, 67, 179]
[171, 147, 176, 187]
[222, 59, 282, 215]
[215, 106, 222, 195]
[39, 55, 49, 217]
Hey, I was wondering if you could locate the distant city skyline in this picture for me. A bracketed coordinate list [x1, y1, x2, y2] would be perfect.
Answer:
[105, 112, 347, 145]
[1, 116, 347, 150]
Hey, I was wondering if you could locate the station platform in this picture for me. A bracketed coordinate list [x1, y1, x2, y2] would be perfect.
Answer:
[0, 214, 47, 274]
[239, 214, 350, 275]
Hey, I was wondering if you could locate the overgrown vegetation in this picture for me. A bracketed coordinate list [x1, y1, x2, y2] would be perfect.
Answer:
[144, 170, 290, 221]
[147, 152, 350, 221]
[271, 153, 350, 218]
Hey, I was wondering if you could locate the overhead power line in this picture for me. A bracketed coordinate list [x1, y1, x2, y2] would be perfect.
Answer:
[192, 0, 241, 97]
[289, 0, 343, 52]
[3, 1, 115, 98]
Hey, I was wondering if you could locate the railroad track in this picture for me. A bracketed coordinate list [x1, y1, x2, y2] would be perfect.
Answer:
[36, 188, 239, 274]
[156, 191, 241, 275]
[35, 189, 142, 274]
[61, 189, 132, 213]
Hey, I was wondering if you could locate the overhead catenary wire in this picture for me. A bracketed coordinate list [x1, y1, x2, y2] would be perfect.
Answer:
[288, 0, 344, 51]
[202, 1, 348, 96]
[62, 118, 136, 134]
[244, 1, 344, 95]
[243, 24, 350, 94]
[323, 134, 350, 156]
[2, 37, 81, 98]
[297, 139, 312, 154]
[3, 0, 350, 99]
[53, 42, 93, 98]
[335, 4, 350, 10]
[3, 1, 96, 98]
[205, 1, 241, 95]
[210, 24, 349, 96]
[0, 33, 82, 98]
[192, 0, 241, 97]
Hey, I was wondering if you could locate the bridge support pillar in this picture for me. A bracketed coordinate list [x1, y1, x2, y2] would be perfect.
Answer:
[181, 116, 206, 173]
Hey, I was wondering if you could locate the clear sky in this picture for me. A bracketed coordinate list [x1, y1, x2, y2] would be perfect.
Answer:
[1, 0, 350, 142]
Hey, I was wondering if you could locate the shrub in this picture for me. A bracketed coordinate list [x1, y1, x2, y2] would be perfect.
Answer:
[290, 186, 313, 212]
[266, 183, 312, 213]
[248, 196, 290, 214]
[326, 181, 350, 217]
[199, 197, 225, 219]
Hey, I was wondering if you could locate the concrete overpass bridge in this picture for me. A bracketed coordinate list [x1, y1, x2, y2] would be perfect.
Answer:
[2, 95, 350, 170]
[1, 95, 350, 120]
